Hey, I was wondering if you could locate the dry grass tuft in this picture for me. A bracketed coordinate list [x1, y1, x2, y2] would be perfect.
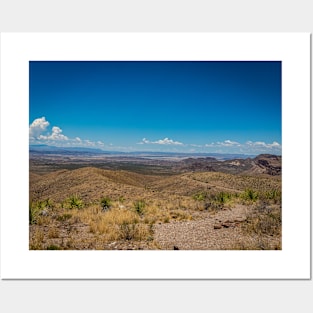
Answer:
[241, 205, 281, 237]
[88, 207, 153, 241]
[48, 226, 60, 239]
[29, 228, 44, 250]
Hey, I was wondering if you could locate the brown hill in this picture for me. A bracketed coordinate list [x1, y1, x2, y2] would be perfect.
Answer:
[30, 166, 281, 205]
[30, 167, 159, 203]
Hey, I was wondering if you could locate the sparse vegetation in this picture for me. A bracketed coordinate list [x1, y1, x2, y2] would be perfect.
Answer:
[29, 155, 281, 250]
[242, 205, 281, 237]
[29, 229, 44, 249]
[56, 213, 72, 222]
[214, 191, 233, 204]
[133, 199, 146, 216]
[29, 199, 53, 225]
[193, 192, 206, 201]
[46, 244, 62, 250]
[100, 196, 112, 211]
[241, 189, 259, 202]
[64, 194, 84, 209]
[48, 227, 59, 239]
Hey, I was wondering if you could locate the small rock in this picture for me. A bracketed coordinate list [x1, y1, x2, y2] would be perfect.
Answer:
[214, 224, 222, 229]
[40, 209, 48, 216]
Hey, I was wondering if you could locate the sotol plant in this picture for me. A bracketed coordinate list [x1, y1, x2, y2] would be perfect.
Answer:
[100, 196, 112, 211]
[29, 199, 53, 225]
[65, 194, 84, 209]
[133, 200, 146, 216]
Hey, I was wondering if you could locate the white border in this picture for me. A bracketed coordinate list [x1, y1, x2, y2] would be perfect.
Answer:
[0, 33, 310, 279]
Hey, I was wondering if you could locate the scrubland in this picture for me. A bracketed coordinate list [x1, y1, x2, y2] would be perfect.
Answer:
[29, 166, 281, 250]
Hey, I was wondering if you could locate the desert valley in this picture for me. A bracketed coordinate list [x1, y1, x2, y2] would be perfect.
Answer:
[29, 147, 282, 250]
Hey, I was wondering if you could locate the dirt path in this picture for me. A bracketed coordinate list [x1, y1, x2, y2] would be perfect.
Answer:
[154, 205, 254, 250]
[182, 175, 243, 193]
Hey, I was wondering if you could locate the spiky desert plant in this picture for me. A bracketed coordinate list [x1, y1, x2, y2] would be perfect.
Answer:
[100, 196, 112, 211]
[66, 194, 84, 209]
[241, 189, 259, 201]
[133, 199, 146, 216]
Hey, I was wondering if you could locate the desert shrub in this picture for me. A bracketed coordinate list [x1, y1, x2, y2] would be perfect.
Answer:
[199, 191, 234, 212]
[169, 209, 192, 221]
[118, 196, 125, 203]
[46, 244, 62, 250]
[241, 189, 259, 202]
[89, 208, 152, 241]
[203, 201, 224, 212]
[56, 213, 72, 222]
[100, 196, 112, 211]
[29, 199, 52, 224]
[193, 192, 207, 201]
[119, 221, 137, 240]
[242, 206, 281, 236]
[229, 238, 281, 250]
[29, 229, 44, 250]
[264, 189, 282, 204]
[133, 200, 146, 216]
[90, 208, 138, 234]
[214, 191, 232, 204]
[64, 194, 84, 209]
[29, 205, 40, 225]
[119, 221, 153, 241]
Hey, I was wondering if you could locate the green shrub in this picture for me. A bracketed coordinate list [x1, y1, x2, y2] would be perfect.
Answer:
[264, 189, 282, 203]
[100, 196, 112, 211]
[133, 200, 146, 216]
[29, 205, 39, 225]
[241, 189, 259, 201]
[46, 244, 62, 250]
[193, 192, 206, 201]
[118, 196, 125, 203]
[56, 213, 72, 222]
[214, 191, 232, 204]
[64, 194, 84, 209]
[29, 199, 53, 224]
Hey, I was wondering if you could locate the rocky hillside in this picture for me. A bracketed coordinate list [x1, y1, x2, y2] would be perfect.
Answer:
[175, 154, 281, 176]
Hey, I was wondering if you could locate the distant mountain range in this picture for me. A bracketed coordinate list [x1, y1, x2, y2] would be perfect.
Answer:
[29, 144, 107, 154]
[29, 144, 258, 160]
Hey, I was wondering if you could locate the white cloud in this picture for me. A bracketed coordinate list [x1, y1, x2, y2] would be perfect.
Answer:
[203, 139, 281, 154]
[217, 140, 241, 147]
[38, 126, 68, 141]
[138, 137, 183, 145]
[205, 140, 241, 148]
[29, 117, 105, 149]
[154, 138, 183, 145]
[246, 140, 281, 150]
[29, 117, 49, 139]
[269, 141, 281, 148]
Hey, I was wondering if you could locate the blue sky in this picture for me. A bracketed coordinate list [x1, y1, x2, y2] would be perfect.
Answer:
[29, 61, 281, 155]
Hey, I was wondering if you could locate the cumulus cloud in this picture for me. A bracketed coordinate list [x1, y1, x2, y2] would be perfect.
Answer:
[29, 117, 105, 149]
[38, 126, 68, 141]
[29, 117, 50, 139]
[138, 137, 183, 145]
[217, 140, 241, 147]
